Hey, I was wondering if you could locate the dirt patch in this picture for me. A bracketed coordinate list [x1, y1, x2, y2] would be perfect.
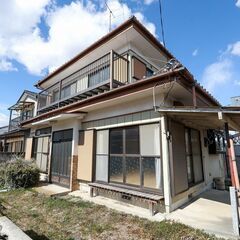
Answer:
[0, 189, 221, 240]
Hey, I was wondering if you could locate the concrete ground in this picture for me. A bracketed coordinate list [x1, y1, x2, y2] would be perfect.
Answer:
[69, 189, 166, 221]
[166, 189, 237, 239]
[0, 216, 32, 240]
[33, 183, 70, 196]
[70, 188, 238, 239]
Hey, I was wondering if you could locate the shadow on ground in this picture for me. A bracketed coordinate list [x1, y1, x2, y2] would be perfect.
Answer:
[25, 230, 50, 240]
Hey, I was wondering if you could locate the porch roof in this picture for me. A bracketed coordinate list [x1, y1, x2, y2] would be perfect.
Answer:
[8, 101, 34, 111]
[156, 106, 240, 131]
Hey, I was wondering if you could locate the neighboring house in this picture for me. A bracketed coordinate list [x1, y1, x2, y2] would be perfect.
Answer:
[1, 17, 240, 214]
[230, 96, 240, 106]
[0, 90, 38, 161]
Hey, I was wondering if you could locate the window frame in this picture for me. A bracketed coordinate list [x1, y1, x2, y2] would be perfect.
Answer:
[185, 127, 204, 187]
[95, 123, 163, 194]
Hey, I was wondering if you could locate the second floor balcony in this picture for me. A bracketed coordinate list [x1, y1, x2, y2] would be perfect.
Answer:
[37, 50, 129, 115]
[9, 102, 34, 132]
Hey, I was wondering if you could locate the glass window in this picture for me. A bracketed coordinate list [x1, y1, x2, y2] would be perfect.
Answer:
[126, 157, 140, 185]
[140, 124, 160, 156]
[52, 90, 59, 103]
[125, 127, 139, 154]
[143, 157, 161, 189]
[185, 128, 204, 185]
[191, 129, 203, 183]
[109, 156, 123, 183]
[96, 124, 162, 191]
[96, 155, 108, 182]
[89, 66, 110, 87]
[61, 85, 71, 99]
[77, 76, 88, 92]
[146, 68, 154, 77]
[110, 129, 123, 154]
[185, 129, 194, 184]
[96, 130, 109, 154]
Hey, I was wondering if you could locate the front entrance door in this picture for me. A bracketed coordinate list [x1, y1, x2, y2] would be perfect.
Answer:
[51, 129, 73, 187]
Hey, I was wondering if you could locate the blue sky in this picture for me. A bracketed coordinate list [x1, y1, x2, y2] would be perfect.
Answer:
[0, 0, 240, 125]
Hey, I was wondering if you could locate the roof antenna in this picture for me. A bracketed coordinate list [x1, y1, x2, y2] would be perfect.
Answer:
[158, 0, 166, 47]
[105, 1, 115, 32]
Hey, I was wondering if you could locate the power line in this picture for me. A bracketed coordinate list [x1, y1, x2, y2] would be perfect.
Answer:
[158, 0, 166, 47]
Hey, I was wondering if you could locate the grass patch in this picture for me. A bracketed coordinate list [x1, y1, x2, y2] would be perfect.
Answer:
[0, 189, 221, 240]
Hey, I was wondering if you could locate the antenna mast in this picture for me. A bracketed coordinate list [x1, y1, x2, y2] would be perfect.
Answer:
[105, 1, 114, 32]
[158, 0, 166, 47]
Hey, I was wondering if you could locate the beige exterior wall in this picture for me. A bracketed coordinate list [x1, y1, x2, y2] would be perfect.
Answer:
[25, 137, 33, 160]
[77, 130, 95, 182]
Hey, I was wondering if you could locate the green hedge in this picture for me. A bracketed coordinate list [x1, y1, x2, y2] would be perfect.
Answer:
[0, 159, 40, 189]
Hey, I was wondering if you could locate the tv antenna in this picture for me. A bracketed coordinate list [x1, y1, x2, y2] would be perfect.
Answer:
[105, 1, 115, 32]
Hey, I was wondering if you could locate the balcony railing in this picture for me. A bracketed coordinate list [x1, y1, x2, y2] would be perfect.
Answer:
[37, 50, 129, 115]
[0, 126, 8, 135]
[9, 112, 34, 131]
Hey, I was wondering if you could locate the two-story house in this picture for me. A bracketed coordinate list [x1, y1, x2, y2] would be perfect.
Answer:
[0, 90, 38, 161]
[2, 16, 240, 214]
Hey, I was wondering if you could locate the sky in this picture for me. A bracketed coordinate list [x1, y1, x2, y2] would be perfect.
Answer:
[0, 0, 240, 126]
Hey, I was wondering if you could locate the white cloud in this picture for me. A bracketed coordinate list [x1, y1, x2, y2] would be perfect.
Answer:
[144, 0, 157, 5]
[0, 59, 17, 72]
[0, 0, 156, 75]
[202, 59, 233, 92]
[0, 104, 9, 126]
[236, 0, 240, 7]
[229, 41, 240, 56]
[0, 113, 9, 126]
[192, 48, 198, 57]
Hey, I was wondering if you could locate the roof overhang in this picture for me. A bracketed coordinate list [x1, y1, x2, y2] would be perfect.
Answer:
[35, 16, 174, 89]
[156, 106, 240, 131]
[9, 101, 34, 111]
[28, 113, 86, 127]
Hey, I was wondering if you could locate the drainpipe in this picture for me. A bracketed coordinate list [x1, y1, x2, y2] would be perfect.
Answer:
[230, 139, 240, 190]
[225, 122, 237, 187]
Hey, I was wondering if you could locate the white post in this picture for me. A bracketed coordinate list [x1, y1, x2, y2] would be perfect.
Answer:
[160, 115, 172, 213]
[230, 186, 240, 236]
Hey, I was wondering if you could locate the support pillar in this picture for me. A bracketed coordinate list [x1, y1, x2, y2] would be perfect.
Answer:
[160, 115, 172, 213]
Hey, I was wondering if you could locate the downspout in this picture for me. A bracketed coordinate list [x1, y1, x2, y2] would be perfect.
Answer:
[230, 139, 240, 190]
[225, 122, 237, 188]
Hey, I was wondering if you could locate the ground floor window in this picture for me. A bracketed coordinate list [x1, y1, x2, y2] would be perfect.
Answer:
[5, 140, 24, 153]
[95, 124, 162, 191]
[32, 136, 50, 172]
[185, 128, 204, 185]
[32, 127, 51, 173]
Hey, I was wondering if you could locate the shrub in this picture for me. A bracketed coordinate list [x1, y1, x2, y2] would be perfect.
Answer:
[0, 159, 40, 189]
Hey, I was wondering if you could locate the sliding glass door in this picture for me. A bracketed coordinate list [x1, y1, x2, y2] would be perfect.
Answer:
[109, 126, 140, 185]
[95, 124, 162, 192]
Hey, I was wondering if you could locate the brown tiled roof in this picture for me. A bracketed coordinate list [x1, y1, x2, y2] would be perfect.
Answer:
[35, 16, 174, 88]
